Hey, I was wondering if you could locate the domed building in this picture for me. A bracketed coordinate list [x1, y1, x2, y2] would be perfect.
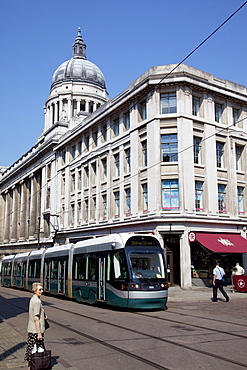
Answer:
[0, 29, 247, 289]
[43, 28, 108, 135]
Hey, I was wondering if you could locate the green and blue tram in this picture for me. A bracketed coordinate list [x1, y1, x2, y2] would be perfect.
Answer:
[1, 233, 168, 309]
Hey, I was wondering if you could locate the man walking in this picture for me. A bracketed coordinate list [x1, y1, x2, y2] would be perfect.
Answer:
[212, 261, 229, 302]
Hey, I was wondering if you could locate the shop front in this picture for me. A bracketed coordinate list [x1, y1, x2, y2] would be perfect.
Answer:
[189, 232, 247, 287]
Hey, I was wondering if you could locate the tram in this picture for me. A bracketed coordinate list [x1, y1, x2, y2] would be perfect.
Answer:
[1, 233, 168, 309]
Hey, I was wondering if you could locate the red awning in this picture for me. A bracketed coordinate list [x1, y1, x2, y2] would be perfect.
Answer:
[189, 233, 247, 253]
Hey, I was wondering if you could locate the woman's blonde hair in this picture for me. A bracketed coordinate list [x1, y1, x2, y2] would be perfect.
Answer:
[32, 282, 43, 293]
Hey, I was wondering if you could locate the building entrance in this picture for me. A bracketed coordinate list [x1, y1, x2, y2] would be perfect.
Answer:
[163, 234, 180, 286]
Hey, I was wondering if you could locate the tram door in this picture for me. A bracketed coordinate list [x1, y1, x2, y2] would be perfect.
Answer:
[22, 262, 26, 288]
[58, 259, 66, 294]
[98, 257, 106, 301]
[44, 260, 51, 291]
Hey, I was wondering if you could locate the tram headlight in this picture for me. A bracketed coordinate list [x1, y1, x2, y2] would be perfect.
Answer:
[160, 283, 167, 289]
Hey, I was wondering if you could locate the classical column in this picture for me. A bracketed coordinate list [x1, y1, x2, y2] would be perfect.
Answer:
[49, 104, 53, 126]
[19, 181, 27, 241]
[77, 100, 80, 114]
[3, 190, 12, 243]
[10, 185, 20, 242]
[68, 98, 72, 120]
[29, 174, 37, 239]
[85, 100, 89, 113]
[59, 100, 63, 120]
[54, 101, 58, 123]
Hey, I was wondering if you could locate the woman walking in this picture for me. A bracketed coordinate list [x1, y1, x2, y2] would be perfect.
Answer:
[24, 283, 47, 369]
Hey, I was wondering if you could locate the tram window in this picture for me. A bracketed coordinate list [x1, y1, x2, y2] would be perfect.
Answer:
[3, 263, 11, 276]
[51, 259, 58, 279]
[87, 254, 97, 281]
[129, 252, 165, 279]
[15, 263, 21, 277]
[73, 254, 86, 280]
[113, 251, 127, 279]
[28, 260, 40, 278]
[106, 254, 111, 281]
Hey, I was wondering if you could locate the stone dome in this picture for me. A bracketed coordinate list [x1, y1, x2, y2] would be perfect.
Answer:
[51, 28, 106, 90]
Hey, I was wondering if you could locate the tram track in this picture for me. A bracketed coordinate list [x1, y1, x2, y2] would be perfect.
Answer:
[1, 291, 247, 369]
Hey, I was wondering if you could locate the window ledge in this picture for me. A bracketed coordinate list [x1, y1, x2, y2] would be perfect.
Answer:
[217, 168, 228, 173]
[236, 170, 245, 175]
[194, 164, 205, 169]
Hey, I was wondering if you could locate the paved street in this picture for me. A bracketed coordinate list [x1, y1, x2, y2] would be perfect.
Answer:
[0, 285, 246, 370]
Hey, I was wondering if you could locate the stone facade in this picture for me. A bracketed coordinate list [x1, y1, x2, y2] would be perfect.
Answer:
[1, 32, 247, 288]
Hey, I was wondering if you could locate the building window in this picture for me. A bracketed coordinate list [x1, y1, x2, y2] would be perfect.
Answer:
[142, 183, 148, 212]
[71, 145, 76, 159]
[218, 184, 226, 213]
[92, 130, 98, 147]
[78, 141, 82, 155]
[192, 96, 201, 116]
[101, 158, 107, 182]
[236, 145, 243, 171]
[114, 191, 120, 217]
[102, 123, 107, 142]
[216, 142, 224, 168]
[102, 194, 107, 218]
[160, 93, 177, 114]
[71, 204, 75, 225]
[84, 199, 89, 222]
[162, 179, 179, 210]
[114, 154, 120, 177]
[84, 135, 89, 151]
[84, 166, 89, 188]
[141, 140, 147, 167]
[71, 173, 75, 192]
[77, 201, 81, 224]
[125, 188, 131, 215]
[78, 170, 81, 190]
[233, 108, 240, 126]
[113, 119, 120, 137]
[195, 181, 203, 211]
[125, 148, 131, 173]
[62, 151, 66, 165]
[139, 101, 147, 121]
[124, 111, 130, 130]
[215, 103, 223, 123]
[92, 197, 96, 220]
[161, 134, 178, 162]
[61, 176, 65, 196]
[46, 186, 50, 209]
[91, 162, 97, 185]
[193, 136, 202, 164]
[237, 187, 244, 214]
[47, 164, 51, 179]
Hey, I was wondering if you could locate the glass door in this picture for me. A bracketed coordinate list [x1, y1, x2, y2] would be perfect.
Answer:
[44, 260, 51, 291]
[98, 257, 106, 301]
[58, 259, 66, 294]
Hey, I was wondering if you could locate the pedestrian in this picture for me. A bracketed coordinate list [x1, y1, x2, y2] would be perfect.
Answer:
[212, 261, 229, 302]
[24, 282, 48, 369]
[232, 263, 245, 275]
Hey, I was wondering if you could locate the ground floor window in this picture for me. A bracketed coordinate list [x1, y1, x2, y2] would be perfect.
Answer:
[190, 242, 242, 280]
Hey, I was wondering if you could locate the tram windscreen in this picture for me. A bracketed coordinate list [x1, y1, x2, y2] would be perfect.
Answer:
[129, 252, 165, 279]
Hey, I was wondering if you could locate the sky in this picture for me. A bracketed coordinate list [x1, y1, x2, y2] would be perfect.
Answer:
[0, 0, 246, 167]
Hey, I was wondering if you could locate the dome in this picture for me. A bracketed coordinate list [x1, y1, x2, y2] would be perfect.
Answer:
[51, 28, 106, 90]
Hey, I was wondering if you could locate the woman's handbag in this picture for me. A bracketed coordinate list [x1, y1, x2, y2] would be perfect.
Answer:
[45, 319, 50, 330]
[30, 349, 51, 370]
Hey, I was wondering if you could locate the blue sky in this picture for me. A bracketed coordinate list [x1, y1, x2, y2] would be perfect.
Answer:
[0, 0, 246, 167]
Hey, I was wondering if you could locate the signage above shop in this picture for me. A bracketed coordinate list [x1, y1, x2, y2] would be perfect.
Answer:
[188, 232, 247, 253]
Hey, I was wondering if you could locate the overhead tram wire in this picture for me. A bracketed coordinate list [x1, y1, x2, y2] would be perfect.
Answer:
[157, 1, 247, 87]
[1, 2, 247, 226]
